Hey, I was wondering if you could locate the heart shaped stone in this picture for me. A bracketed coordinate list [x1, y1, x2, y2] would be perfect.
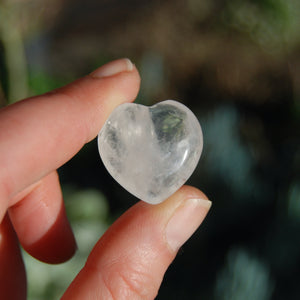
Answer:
[98, 100, 203, 204]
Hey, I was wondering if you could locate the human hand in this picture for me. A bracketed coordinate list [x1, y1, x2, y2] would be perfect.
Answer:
[0, 59, 211, 299]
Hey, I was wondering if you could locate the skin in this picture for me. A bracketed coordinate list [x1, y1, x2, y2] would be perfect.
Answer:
[0, 59, 210, 299]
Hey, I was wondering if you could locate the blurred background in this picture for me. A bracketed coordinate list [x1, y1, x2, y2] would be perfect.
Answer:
[0, 0, 300, 299]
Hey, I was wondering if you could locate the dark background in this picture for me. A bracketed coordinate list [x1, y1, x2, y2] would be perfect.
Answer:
[1, 0, 299, 299]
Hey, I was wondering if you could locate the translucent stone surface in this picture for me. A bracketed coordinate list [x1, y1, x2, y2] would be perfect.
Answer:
[98, 100, 203, 204]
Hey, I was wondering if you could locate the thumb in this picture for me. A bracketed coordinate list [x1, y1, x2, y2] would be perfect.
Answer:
[62, 186, 211, 300]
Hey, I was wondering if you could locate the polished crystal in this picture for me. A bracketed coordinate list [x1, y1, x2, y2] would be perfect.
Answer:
[98, 100, 203, 204]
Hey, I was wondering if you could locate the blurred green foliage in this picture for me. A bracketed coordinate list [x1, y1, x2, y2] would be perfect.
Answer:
[223, 0, 300, 51]
[28, 69, 69, 96]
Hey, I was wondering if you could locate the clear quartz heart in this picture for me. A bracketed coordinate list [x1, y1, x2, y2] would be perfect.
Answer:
[98, 100, 203, 204]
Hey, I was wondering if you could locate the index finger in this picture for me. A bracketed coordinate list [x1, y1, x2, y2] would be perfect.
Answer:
[0, 59, 140, 219]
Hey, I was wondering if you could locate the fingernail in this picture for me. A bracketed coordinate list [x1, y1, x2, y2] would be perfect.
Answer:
[165, 198, 212, 252]
[90, 58, 134, 78]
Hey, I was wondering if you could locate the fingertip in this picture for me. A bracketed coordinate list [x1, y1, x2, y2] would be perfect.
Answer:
[56, 59, 141, 144]
[163, 186, 211, 252]
[174, 185, 210, 202]
[151, 185, 211, 218]
[90, 58, 135, 78]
